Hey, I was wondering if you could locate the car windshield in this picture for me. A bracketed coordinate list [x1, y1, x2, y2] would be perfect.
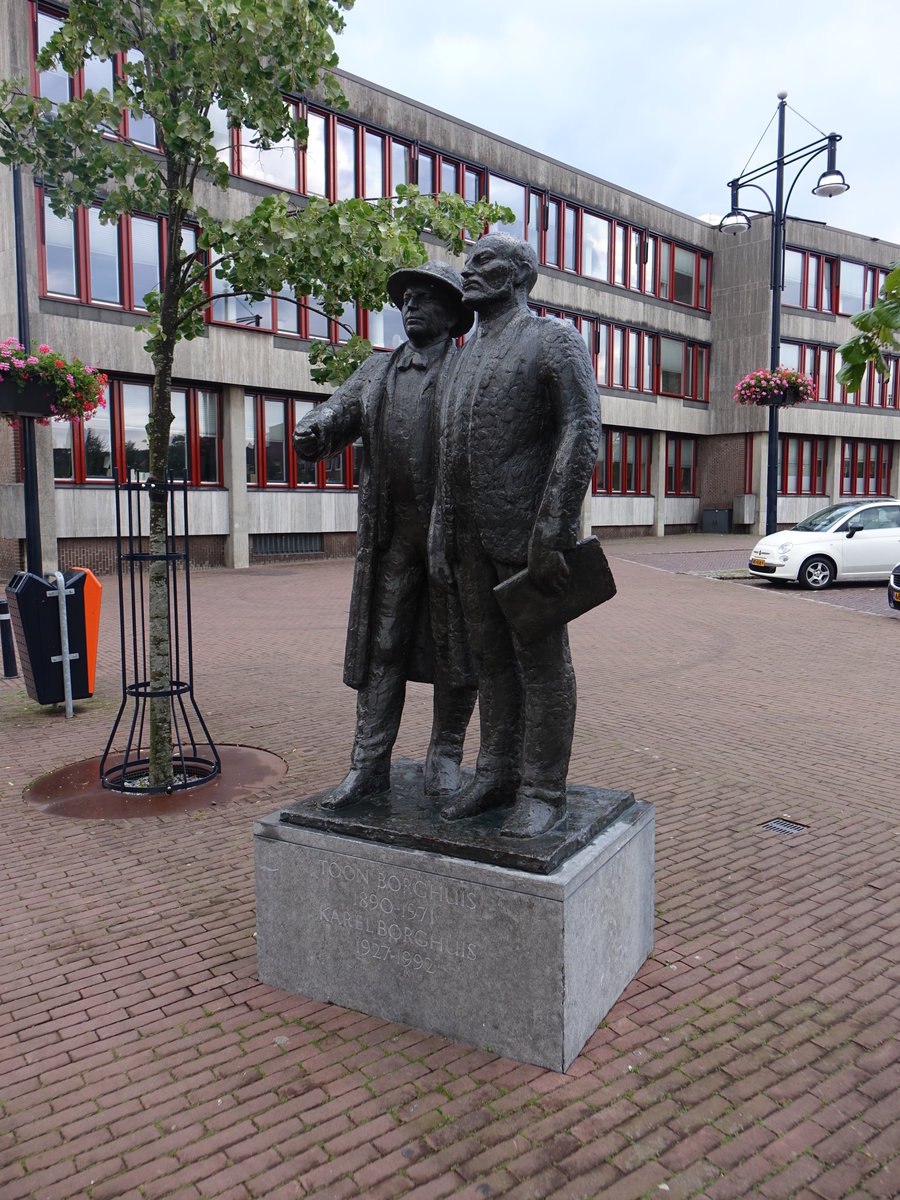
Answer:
[793, 504, 869, 532]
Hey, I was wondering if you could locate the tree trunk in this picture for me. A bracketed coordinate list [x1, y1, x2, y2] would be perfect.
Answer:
[147, 343, 175, 789]
[146, 205, 183, 789]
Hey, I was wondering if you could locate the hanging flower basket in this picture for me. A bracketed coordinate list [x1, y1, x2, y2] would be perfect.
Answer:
[733, 366, 816, 407]
[0, 338, 107, 423]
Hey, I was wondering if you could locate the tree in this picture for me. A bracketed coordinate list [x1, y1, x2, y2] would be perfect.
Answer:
[0, 0, 509, 787]
[837, 262, 900, 392]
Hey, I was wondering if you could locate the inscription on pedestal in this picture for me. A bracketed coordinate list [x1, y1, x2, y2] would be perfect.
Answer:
[316, 857, 479, 977]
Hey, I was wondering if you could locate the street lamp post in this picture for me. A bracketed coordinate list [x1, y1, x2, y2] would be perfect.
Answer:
[719, 93, 849, 535]
[11, 161, 44, 575]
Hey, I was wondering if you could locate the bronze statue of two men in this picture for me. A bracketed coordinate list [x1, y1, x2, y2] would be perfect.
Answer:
[294, 234, 602, 839]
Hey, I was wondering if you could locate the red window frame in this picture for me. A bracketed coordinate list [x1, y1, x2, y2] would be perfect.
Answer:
[743, 434, 754, 494]
[657, 336, 710, 402]
[665, 435, 697, 496]
[783, 247, 838, 312]
[593, 427, 652, 495]
[50, 378, 223, 485]
[36, 187, 167, 314]
[777, 436, 828, 496]
[840, 439, 893, 497]
[245, 393, 359, 491]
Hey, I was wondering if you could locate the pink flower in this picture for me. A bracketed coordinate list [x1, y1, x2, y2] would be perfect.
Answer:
[26, 356, 39, 365]
[38, 344, 51, 353]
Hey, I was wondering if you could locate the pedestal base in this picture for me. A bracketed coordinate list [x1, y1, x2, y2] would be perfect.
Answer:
[254, 780, 654, 1071]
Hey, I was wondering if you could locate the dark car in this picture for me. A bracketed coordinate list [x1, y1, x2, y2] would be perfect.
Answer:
[889, 564, 900, 610]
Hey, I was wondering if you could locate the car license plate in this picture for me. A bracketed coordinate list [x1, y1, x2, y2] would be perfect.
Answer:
[894, 590, 900, 603]
[751, 557, 766, 568]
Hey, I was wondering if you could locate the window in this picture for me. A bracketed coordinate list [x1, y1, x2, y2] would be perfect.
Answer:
[778, 436, 827, 495]
[38, 190, 165, 313]
[305, 110, 327, 196]
[744, 434, 754, 494]
[658, 337, 709, 401]
[335, 121, 356, 199]
[43, 194, 78, 296]
[785, 339, 900, 408]
[364, 130, 384, 197]
[52, 378, 222, 485]
[666, 436, 697, 496]
[36, 10, 70, 108]
[781, 340, 844, 404]
[582, 213, 610, 281]
[88, 208, 120, 304]
[124, 49, 156, 146]
[841, 439, 893, 496]
[489, 176, 527, 240]
[783, 248, 837, 312]
[673, 246, 697, 305]
[838, 260, 865, 315]
[653, 240, 711, 311]
[659, 338, 683, 395]
[368, 303, 405, 349]
[130, 216, 161, 310]
[245, 394, 358, 489]
[240, 108, 298, 190]
[594, 428, 651, 495]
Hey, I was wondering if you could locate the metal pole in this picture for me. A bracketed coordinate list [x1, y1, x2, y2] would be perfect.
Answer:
[766, 93, 787, 537]
[12, 162, 43, 576]
[51, 570, 74, 718]
[0, 597, 17, 677]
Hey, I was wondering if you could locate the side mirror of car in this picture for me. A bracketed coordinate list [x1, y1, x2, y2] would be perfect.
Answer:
[845, 518, 863, 538]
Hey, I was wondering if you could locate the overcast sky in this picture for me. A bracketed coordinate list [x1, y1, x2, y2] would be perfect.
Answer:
[334, 0, 900, 248]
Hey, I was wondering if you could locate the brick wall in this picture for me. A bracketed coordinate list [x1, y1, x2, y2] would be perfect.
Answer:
[592, 525, 653, 540]
[698, 435, 746, 510]
[57, 535, 227, 576]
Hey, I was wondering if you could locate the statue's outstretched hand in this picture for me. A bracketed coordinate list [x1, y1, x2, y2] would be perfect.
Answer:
[293, 422, 323, 459]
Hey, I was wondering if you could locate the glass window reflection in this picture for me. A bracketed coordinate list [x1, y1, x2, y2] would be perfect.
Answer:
[581, 213, 609, 281]
[294, 400, 317, 485]
[167, 390, 188, 480]
[305, 111, 327, 196]
[89, 209, 120, 304]
[131, 216, 159, 310]
[122, 382, 151, 479]
[43, 197, 78, 296]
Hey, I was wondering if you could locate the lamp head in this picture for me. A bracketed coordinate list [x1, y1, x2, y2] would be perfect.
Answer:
[718, 210, 752, 235]
[718, 182, 751, 235]
[812, 134, 849, 198]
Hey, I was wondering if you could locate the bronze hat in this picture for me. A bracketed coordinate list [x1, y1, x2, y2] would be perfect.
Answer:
[386, 259, 474, 339]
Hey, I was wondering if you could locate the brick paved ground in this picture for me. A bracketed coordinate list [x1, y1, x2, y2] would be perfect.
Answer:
[1, 537, 898, 1200]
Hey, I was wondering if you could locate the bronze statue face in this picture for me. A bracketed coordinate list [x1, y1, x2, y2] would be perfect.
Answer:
[461, 238, 518, 310]
[401, 282, 459, 346]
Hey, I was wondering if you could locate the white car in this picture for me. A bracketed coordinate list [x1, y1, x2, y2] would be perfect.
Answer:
[748, 499, 900, 589]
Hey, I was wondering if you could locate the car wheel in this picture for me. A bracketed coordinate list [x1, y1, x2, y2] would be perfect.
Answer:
[799, 556, 835, 590]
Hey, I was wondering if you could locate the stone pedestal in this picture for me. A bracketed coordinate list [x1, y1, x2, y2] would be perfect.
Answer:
[254, 780, 654, 1072]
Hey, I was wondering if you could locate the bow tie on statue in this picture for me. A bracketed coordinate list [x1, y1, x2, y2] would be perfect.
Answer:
[397, 346, 430, 371]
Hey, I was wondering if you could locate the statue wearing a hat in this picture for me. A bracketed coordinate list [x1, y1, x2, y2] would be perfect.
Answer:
[293, 259, 476, 810]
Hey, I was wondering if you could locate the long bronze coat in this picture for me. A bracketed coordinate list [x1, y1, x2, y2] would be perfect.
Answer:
[294, 340, 464, 690]
[438, 310, 602, 566]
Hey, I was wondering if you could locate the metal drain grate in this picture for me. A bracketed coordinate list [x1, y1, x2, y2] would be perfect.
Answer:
[762, 818, 808, 835]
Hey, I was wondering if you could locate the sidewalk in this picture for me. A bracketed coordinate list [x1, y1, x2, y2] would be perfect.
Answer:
[1, 541, 897, 1199]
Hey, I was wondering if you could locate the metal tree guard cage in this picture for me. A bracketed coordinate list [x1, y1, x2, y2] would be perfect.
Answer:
[100, 472, 220, 793]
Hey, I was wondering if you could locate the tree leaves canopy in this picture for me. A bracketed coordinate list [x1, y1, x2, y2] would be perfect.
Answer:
[0, 0, 510, 380]
[837, 262, 900, 393]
